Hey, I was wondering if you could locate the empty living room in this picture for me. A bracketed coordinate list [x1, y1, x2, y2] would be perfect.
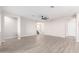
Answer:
[1, 6, 79, 53]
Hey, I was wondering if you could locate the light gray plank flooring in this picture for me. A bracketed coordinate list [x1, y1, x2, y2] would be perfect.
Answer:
[0, 35, 78, 53]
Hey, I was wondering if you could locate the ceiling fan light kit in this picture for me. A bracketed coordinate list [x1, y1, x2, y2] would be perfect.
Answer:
[41, 16, 48, 20]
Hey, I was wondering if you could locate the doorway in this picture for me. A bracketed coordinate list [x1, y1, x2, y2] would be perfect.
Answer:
[36, 22, 44, 35]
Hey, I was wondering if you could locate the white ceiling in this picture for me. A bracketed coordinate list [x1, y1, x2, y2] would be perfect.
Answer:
[1, 6, 79, 21]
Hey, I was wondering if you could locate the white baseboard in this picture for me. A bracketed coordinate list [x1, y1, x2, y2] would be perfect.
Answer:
[21, 34, 36, 38]
[43, 34, 65, 38]
[3, 34, 66, 40]
[3, 36, 17, 40]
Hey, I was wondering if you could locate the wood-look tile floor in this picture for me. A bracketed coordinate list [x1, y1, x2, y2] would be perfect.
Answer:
[0, 35, 79, 53]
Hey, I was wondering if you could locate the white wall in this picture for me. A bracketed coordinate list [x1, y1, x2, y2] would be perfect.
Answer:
[2, 11, 76, 39]
[20, 18, 45, 37]
[2, 15, 76, 39]
[4, 16, 17, 39]
[66, 18, 76, 37]
[21, 18, 37, 37]
[0, 15, 1, 32]
[0, 15, 1, 39]
[43, 17, 77, 38]
[43, 18, 70, 38]
[2, 15, 45, 39]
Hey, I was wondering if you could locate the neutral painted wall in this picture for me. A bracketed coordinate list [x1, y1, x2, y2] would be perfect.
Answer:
[43, 18, 71, 38]
[0, 15, 1, 32]
[0, 15, 1, 39]
[2, 11, 76, 39]
[4, 16, 17, 39]
[66, 18, 76, 37]
[0, 16, 1, 39]
[21, 18, 37, 37]
[2, 15, 76, 39]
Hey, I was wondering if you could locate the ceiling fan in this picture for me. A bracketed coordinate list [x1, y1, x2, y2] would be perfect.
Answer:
[32, 14, 49, 20]
[41, 16, 49, 20]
